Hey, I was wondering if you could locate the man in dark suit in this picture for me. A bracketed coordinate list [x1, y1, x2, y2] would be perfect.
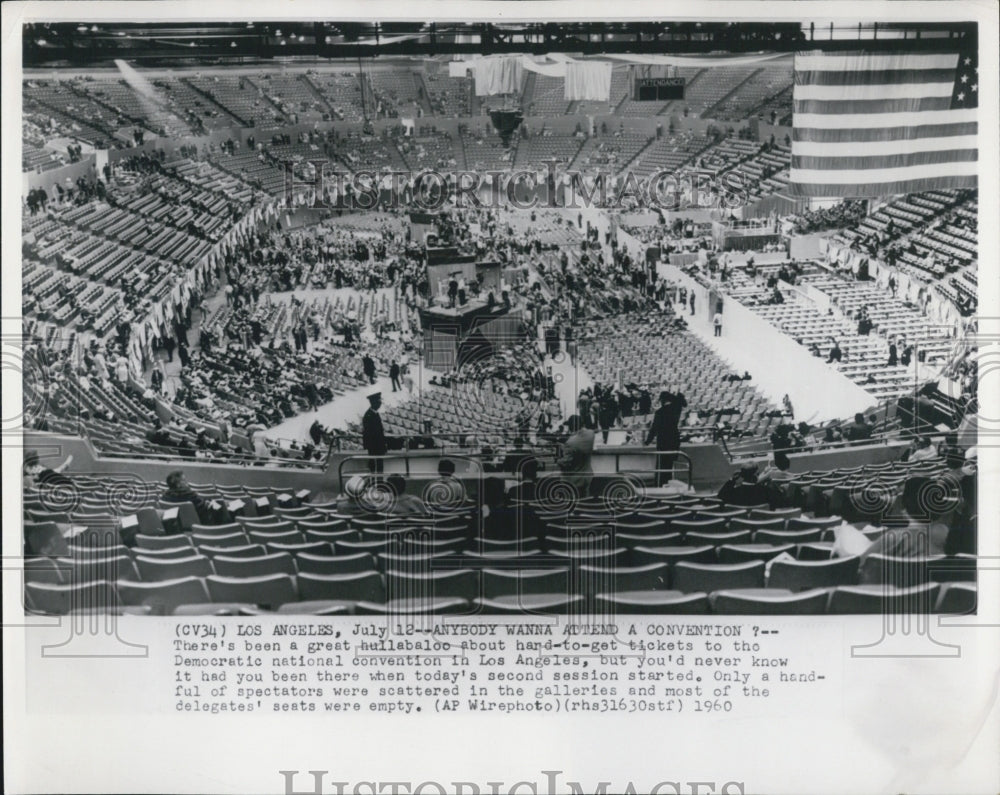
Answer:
[362, 392, 387, 473]
[389, 361, 401, 392]
[362, 353, 377, 385]
[645, 389, 688, 486]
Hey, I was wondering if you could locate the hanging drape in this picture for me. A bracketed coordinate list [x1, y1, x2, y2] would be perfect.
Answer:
[564, 60, 613, 101]
[474, 55, 524, 95]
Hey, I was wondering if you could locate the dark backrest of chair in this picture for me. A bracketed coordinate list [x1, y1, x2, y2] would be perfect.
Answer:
[135, 554, 214, 582]
[212, 552, 296, 578]
[206, 573, 298, 607]
[295, 552, 378, 576]
[117, 576, 211, 613]
[296, 571, 386, 602]
[481, 568, 571, 599]
[769, 555, 860, 590]
[672, 561, 766, 593]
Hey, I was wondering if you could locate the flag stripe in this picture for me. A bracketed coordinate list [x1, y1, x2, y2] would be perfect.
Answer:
[790, 159, 978, 185]
[792, 148, 977, 171]
[793, 53, 959, 72]
[786, 174, 977, 198]
[794, 96, 954, 115]
[793, 135, 978, 157]
[790, 50, 975, 197]
[794, 68, 958, 86]
[793, 108, 978, 129]
[792, 121, 977, 143]
[794, 81, 955, 101]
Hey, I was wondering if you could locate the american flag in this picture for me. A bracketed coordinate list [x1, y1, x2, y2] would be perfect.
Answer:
[789, 50, 978, 197]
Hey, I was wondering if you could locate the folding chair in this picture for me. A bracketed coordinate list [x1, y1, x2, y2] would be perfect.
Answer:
[212, 552, 296, 578]
[117, 576, 211, 615]
[711, 588, 829, 615]
[671, 560, 766, 593]
[135, 554, 214, 582]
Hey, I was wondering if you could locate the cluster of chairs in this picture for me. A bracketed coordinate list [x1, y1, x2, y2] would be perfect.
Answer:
[575, 316, 780, 437]
[156, 77, 247, 130]
[305, 72, 367, 122]
[679, 67, 759, 117]
[255, 74, 330, 122]
[186, 76, 288, 128]
[23, 80, 120, 148]
[711, 66, 793, 122]
[514, 132, 587, 169]
[630, 133, 715, 180]
[80, 79, 192, 138]
[570, 132, 651, 172]
[398, 132, 462, 171]
[368, 71, 427, 118]
[571, 68, 631, 116]
[23, 484, 976, 616]
[212, 149, 287, 195]
[422, 72, 472, 118]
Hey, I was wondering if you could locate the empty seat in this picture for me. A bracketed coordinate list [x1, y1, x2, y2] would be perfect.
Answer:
[24, 557, 67, 585]
[769, 555, 860, 590]
[796, 542, 835, 561]
[687, 530, 753, 546]
[304, 528, 360, 544]
[354, 597, 469, 615]
[117, 576, 211, 615]
[190, 522, 242, 537]
[755, 528, 824, 545]
[718, 543, 796, 564]
[672, 561, 766, 593]
[295, 552, 378, 576]
[475, 594, 585, 614]
[297, 571, 386, 603]
[385, 569, 479, 602]
[787, 516, 843, 531]
[617, 531, 683, 547]
[199, 544, 268, 559]
[827, 583, 941, 614]
[731, 518, 786, 533]
[859, 554, 938, 587]
[631, 545, 717, 566]
[934, 582, 977, 614]
[248, 530, 304, 546]
[192, 532, 248, 548]
[673, 518, 730, 535]
[25, 580, 121, 614]
[74, 555, 139, 583]
[135, 507, 166, 535]
[135, 533, 194, 551]
[207, 574, 298, 608]
[160, 501, 200, 533]
[711, 588, 829, 615]
[593, 591, 710, 614]
[135, 554, 214, 582]
[481, 568, 571, 599]
[578, 562, 669, 595]
[212, 553, 296, 578]
[266, 541, 333, 556]
[749, 508, 802, 521]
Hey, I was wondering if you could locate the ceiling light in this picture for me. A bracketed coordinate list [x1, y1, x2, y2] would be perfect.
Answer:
[231, 41, 237, 48]
[275, 29, 282, 37]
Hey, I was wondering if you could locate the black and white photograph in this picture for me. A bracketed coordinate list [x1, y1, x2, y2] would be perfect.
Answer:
[3, 2, 999, 793]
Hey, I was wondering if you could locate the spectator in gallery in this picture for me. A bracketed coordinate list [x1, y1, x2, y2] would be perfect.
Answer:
[713, 311, 723, 337]
[23, 450, 74, 492]
[887, 337, 899, 367]
[362, 353, 377, 385]
[826, 337, 843, 363]
[909, 436, 939, 463]
[717, 464, 771, 507]
[161, 470, 230, 526]
[389, 360, 402, 392]
[336, 475, 372, 516]
[385, 474, 429, 518]
[645, 388, 688, 487]
[506, 456, 541, 504]
[846, 413, 873, 443]
[689, 291, 696, 316]
[852, 476, 954, 573]
[557, 414, 595, 497]
[426, 458, 467, 510]
[362, 391, 388, 473]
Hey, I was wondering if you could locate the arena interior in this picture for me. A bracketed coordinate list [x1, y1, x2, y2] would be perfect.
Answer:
[16, 21, 982, 616]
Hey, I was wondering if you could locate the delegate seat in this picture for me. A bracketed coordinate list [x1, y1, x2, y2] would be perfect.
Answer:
[710, 588, 829, 615]
[672, 560, 766, 593]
